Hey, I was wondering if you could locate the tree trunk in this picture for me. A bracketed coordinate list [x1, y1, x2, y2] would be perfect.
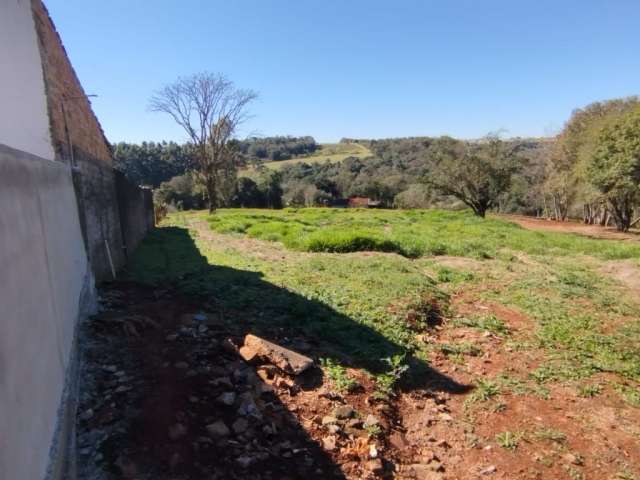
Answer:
[205, 176, 217, 214]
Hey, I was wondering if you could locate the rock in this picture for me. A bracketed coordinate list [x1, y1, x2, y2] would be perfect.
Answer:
[406, 464, 443, 479]
[438, 413, 453, 422]
[168, 423, 187, 440]
[327, 424, 341, 434]
[216, 392, 237, 406]
[80, 408, 94, 421]
[479, 465, 497, 475]
[206, 420, 230, 438]
[256, 368, 274, 382]
[346, 418, 363, 428]
[322, 436, 337, 451]
[174, 361, 189, 370]
[166, 333, 178, 341]
[237, 395, 262, 419]
[232, 418, 249, 434]
[364, 414, 379, 428]
[235, 455, 254, 468]
[241, 334, 314, 375]
[369, 444, 378, 458]
[239, 345, 259, 363]
[334, 405, 355, 419]
[211, 376, 233, 388]
[321, 416, 338, 425]
[193, 312, 208, 322]
[389, 431, 408, 450]
[366, 458, 384, 475]
[222, 338, 238, 354]
[562, 453, 583, 466]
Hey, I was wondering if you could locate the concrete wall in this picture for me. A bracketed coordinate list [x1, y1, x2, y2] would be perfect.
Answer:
[0, 144, 94, 480]
[0, 0, 55, 160]
[32, 0, 126, 281]
[115, 171, 156, 259]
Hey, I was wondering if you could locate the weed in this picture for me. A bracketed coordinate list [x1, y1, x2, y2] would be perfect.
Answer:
[533, 427, 567, 443]
[437, 267, 474, 283]
[563, 465, 585, 480]
[439, 342, 482, 357]
[365, 424, 383, 438]
[373, 354, 409, 400]
[320, 358, 359, 393]
[615, 384, 640, 407]
[577, 383, 602, 398]
[465, 379, 500, 406]
[454, 314, 509, 336]
[615, 471, 640, 480]
[495, 431, 523, 450]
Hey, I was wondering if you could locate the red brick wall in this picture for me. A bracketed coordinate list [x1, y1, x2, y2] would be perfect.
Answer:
[31, 0, 125, 280]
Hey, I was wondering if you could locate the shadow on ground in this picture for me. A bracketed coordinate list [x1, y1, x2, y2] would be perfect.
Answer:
[128, 227, 470, 394]
[77, 226, 471, 479]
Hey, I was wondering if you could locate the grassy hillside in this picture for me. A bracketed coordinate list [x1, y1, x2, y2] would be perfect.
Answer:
[252, 142, 372, 170]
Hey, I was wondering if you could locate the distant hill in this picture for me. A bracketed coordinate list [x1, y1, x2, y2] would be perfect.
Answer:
[243, 142, 372, 170]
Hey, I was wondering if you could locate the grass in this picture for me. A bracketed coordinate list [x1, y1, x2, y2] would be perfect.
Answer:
[577, 383, 602, 398]
[125, 217, 447, 394]
[453, 314, 510, 336]
[321, 358, 359, 393]
[465, 379, 501, 405]
[246, 142, 372, 171]
[206, 208, 640, 260]
[533, 427, 567, 443]
[128, 207, 640, 407]
[495, 431, 523, 450]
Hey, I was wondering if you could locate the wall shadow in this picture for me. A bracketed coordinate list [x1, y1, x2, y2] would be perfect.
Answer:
[129, 226, 471, 395]
[92, 226, 472, 478]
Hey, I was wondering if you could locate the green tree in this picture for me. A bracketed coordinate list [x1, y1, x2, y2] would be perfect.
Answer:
[234, 177, 264, 207]
[589, 108, 640, 231]
[426, 135, 520, 217]
[545, 97, 640, 222]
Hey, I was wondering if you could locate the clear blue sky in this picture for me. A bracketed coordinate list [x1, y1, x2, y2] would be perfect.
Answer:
[45, 0, 639, 144]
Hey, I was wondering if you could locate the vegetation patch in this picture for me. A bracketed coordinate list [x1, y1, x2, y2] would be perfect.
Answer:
[207, 208, 640, 260]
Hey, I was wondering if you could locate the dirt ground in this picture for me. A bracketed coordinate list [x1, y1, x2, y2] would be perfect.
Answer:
[76, 280, 640, 480]
[501, 214, 640, 242]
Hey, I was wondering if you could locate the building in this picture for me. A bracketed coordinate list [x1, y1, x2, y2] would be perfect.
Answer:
[0, 1, 153, 478]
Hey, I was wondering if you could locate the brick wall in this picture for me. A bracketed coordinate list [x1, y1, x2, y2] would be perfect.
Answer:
[31, 0, 126, 280]
[115, 171, 155, 259]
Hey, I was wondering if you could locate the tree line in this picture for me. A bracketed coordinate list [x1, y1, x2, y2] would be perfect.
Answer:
[114, 70, 640, 231]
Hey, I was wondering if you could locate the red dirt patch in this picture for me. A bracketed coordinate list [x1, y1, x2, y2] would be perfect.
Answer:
[501, 214, 640, 242]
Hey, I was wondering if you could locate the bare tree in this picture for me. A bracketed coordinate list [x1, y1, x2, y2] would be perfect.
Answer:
[149, 72, 257, 212]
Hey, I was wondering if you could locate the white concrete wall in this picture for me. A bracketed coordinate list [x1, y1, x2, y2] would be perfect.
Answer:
[0, 145, 93, 480]
[0, 0, 55, 160]
[0, 3, 95, 478]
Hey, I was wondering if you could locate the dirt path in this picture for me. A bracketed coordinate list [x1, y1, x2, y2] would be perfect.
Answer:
[500, 214, 640, 241]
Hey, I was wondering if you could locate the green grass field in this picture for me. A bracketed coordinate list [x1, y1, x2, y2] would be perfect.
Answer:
[245, 142, 372, 171]
[206, 207, 640, 260]
[129, 208, 640, 405]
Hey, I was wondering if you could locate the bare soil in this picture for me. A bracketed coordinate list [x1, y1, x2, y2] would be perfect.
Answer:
[76, 279, 640, 479]
[501, 214, 640, 242]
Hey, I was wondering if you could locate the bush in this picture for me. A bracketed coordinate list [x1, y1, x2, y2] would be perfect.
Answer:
[302, 229, 424, 257]
[154, 173, 206, 210]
